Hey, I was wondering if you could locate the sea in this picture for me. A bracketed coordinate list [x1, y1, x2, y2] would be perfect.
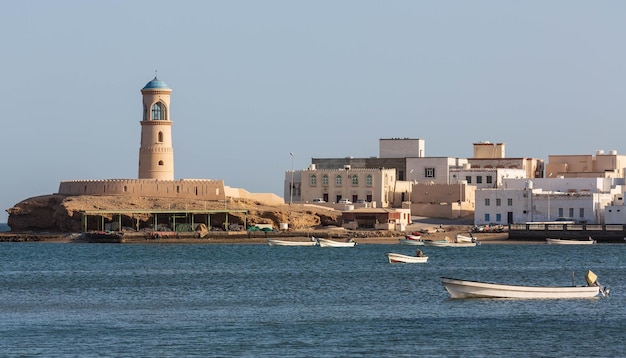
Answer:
[0, 242, 624, 357]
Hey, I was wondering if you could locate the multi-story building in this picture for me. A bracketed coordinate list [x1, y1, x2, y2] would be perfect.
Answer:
[474, 177, 623, 225]
[546, 150, 626, 178]
[285, 166, 396, 208]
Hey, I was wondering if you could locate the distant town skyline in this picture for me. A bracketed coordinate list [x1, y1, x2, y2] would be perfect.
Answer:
[2, 1, 626, 222]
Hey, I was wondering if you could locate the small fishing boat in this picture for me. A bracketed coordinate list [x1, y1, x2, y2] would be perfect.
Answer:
[398, 234, 424, 245]
[267, 238, 318, 246]
[385, 250, 428, 263]
[546, 237, 596, 245]
[455, 234, 478, 243]
[441, 270, 608, 299]
[316, 237, 357, 247]
[424, 236, 478, 247]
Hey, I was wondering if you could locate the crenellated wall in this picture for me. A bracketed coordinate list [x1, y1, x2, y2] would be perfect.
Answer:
[58, 179, 226, 201]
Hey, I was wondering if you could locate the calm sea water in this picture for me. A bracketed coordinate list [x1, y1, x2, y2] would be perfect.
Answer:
[0, 242, 624, 357]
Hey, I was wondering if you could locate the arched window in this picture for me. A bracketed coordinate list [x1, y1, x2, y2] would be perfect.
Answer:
[151, 102, 166, 120]
[158, 131, 164, 142]
[322, 175, 329, 186]
[352, 175, 358, 185]
[310, 175, 317, 185]
[366, 175, 373, 186]
[336, 175, 342, 185]
[158, 160, 164, 166]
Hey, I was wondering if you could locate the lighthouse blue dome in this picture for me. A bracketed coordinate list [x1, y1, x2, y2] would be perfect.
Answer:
[143, 77, 170, 89]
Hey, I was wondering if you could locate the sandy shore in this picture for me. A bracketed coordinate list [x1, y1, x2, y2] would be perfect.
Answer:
[0, 229, 539, 245]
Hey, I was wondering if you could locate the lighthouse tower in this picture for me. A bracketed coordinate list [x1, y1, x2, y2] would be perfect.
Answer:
[138, 77, 174, 180]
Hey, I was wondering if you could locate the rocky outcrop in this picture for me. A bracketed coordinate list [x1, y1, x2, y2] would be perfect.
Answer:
[6, 194, 342, 233]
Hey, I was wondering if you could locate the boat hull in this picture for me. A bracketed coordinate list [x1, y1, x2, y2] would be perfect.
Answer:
[267, 239, 317, 246]
[441, 277, 600, 299]
[317, 238, 357, 247]
[424, 240, 476, 247]
[385, 252, 428, 263]
[546, 238, 596, 245]
[398, 238, 424, 245]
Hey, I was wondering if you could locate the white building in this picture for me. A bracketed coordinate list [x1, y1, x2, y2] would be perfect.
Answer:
[449, 167, 526, 189]
[474, 177, 623, 225]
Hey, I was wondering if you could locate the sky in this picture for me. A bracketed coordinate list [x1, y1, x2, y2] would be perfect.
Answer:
[1, 1, 626, 222]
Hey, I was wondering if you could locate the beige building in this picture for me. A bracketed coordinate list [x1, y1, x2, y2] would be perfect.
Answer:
[546, 150, 626, 178]
[406, 182, 475, 219]
[467, 142, 544, 179]
[286, 166, 396, 208]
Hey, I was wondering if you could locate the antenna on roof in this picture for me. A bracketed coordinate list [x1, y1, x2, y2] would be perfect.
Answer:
[154, 69, 158, 79]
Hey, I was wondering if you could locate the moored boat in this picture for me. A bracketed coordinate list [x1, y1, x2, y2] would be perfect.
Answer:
[316, 237, 357, 247]
[385, 250, 428, 263]
[546, 237, 596, 245]
[424, 236, 477, 247]
[267, 238, 318, 246]
[398, 234, 424, 245]
[455, 234, 478, 243]
[441, 270, 608, 299]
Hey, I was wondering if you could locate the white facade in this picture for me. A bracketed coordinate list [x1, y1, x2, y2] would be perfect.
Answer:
[474, 177, 624, 225]
[450, 168, 526, 189]
[406, 157, 468, 185]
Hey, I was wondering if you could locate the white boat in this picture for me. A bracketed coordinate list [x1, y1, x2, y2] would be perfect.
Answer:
[267, 238, 318, 246]
[398, 234, 424, 245]
[424, 236, 477, 247]
[385, 251, 428, 263]
[441, 270, 608, 299]
[546, 237, 596, 245]
[455, 234, 478, 243]
[316, 237, 357, 247]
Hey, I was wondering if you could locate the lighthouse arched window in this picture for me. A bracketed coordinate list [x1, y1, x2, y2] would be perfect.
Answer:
[151, 102, 167, 120]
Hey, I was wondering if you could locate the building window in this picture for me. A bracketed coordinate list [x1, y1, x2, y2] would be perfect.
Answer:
[485, 213, 490, 222]
[158, 131, 164, 142]
[477, 176, 483, 184]
[466, 176, 471, 184]
[158, 160, 164, 166]
[352, 175, 358, 185]
[310, 175, 317, 185]
[568, 208, 574, 217]
[507, 198, 513, 206]
[485, 198, 490, 206]
[496, 198, 501, 206]
[425, 168, 435, 178]
[558, 208, 564, 217]
[486, 176, 493, 184]
[151, 102, 166, 120]
[366, 175, 373, 186]
[336, 175, 342, 186]
[496, 213, 501, 222]
[322, 175, 329, 186]
[579, 208, 584, 218]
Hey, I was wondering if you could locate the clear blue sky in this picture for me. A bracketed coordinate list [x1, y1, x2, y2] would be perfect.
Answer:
[2, 1, 625, 222]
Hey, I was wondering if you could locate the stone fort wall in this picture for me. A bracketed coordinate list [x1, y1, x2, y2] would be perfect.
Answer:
[58, 179, 227, 201]
[58, 179, 286, 205]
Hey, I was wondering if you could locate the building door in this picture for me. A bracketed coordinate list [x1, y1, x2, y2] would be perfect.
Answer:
[507, 211, 513, 224]
[323, 193, 329, 202]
